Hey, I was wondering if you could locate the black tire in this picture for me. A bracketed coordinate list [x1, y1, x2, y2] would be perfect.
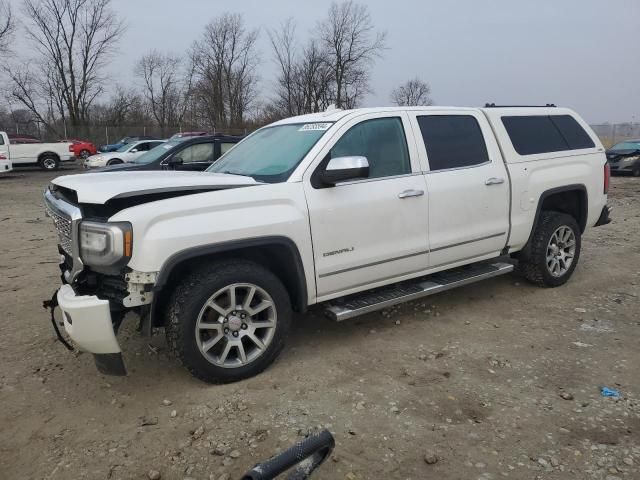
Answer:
[517, 211, 581, 287]
[79, 149, 91, 159]
[107, 158, 123, 166]
[632, 167, 640, 177]
[39, 155, 60, 171]
[166, 260, 292, 383]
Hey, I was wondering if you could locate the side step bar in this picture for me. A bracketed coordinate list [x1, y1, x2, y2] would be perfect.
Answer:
[324, 261, 514, 322]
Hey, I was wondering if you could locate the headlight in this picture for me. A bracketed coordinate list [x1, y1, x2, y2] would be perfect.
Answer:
[79, 221, 133, 267]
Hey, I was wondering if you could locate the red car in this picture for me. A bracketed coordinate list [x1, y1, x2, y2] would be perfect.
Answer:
[62, 139, 97, 159]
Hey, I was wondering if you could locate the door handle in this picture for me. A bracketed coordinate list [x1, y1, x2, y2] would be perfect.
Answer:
[398, 189, 425, 199]
[485, 177, 505, 186]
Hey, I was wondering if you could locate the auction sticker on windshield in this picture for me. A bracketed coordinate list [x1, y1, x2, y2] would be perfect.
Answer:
[298, 123, 332, 131]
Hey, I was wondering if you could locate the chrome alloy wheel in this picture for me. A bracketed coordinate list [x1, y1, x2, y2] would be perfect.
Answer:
[546, 226, 576, 277]
[195, 283, 277, 368]
[42, 157, 57, 169]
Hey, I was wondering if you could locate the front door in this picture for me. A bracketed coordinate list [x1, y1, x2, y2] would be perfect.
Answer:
[303, 113, 429, 300]
[409, 111, 510, 268]
[171, 142, 216, 171]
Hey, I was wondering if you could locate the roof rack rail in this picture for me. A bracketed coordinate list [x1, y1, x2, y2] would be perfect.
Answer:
[484, 103, 556, 108]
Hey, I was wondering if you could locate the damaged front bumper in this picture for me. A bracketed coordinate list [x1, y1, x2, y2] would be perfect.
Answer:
[55, 284, 126, 375]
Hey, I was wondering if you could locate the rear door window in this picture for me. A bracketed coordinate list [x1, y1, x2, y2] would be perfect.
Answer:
[417, 115, 490, 171]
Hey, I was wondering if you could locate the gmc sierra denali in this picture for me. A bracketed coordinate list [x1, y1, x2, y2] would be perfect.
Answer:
[43, 105, 612, 383]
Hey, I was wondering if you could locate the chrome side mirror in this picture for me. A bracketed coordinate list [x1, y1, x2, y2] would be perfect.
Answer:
[319, 156, 369, 186]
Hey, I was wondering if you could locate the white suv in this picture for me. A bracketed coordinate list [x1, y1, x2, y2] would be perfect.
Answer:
[43, 106, 611, 382]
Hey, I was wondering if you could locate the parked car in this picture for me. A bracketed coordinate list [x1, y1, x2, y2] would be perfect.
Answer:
[96, 135, 242, 172]
[606, 140, 640, 176]
[83, 140, 166, 168]
[0, 131, 74, 170]
[98, 135, 158, 153]
[43, 105, 610, 382]
[169, 131, 209, 139]
[62, 139, 98, 159]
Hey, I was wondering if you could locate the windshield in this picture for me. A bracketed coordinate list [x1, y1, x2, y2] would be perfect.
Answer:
[134, 140, 183, 164]
[611, 141, 640, 151]
[116, 143, 133, 153]
[207, 123, 333, 182]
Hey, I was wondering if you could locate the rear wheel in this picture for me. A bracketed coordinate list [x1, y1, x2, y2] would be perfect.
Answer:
[517, 211, 581, 287]
[39, 155, 60, 171]
[166, 260, 292, 383]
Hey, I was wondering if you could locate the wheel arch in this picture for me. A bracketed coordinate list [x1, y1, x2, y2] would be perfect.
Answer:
[519, 184, 587, 257]
[38, 151, 61, 162]
[151, 236, 308, 327]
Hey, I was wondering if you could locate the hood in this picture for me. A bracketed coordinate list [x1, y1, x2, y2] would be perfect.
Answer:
[606, 149, 640, 160]
[93, 162, 146, 172]
[88, 151, 121, 161]
[51, 171, 259, 204]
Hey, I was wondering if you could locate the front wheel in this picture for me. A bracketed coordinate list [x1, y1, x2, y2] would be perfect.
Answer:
[79, 149, 91, 159]
[166, 260, 292, 383]
[107, 158, 123, 166]
[517, 211, 581, 287]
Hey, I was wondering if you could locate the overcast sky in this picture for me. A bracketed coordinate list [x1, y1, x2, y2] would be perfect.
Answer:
[10, 0, 640, 124]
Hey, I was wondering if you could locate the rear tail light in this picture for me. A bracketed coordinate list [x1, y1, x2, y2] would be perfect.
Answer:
[69, 145, 74, 152]
[604, 163, 610, 194]
[0, 155, 6, 160]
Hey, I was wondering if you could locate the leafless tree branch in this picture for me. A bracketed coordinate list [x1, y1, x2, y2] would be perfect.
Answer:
[390, 77, 433, 106]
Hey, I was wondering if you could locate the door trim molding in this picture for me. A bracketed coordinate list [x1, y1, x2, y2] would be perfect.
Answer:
[318, 250, 428, 278]
[430, 232, 506, 252]
[318, 232, 506, 279]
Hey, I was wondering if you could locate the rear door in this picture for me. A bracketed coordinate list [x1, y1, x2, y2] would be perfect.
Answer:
[409, 111, 510, 268]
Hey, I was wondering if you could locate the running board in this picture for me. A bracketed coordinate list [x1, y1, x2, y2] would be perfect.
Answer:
[324, 261, 514, 322]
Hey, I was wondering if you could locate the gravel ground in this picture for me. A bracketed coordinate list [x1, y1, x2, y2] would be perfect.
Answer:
[0, 165, 638, 480]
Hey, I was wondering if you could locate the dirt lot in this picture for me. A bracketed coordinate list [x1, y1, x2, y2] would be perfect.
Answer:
[0, 165, 638, 480]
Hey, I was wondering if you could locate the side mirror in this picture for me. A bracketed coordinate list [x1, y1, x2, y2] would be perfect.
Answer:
[130, 148, 138, 153]
[319, 156, 369, 186]
[168, 156, 184, 166]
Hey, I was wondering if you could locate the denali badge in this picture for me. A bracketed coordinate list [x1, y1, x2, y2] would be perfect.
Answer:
[323, 247, 354, 257]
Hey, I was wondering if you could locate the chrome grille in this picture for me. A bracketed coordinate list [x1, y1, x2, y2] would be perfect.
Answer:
[44, 187, 83, 283]
[46, 203, 73, 255]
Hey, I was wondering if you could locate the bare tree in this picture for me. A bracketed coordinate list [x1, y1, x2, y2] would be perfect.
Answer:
[0, 0, 15, 54]
[390, 77, 433, 106]
[269, 18, 298, 117]
[136, 50, 194, 136]
[319, 1, 386, 108]
[192, 13, 259, 130]
[269, 19, 334, 117]
[9, 0, 124, 126]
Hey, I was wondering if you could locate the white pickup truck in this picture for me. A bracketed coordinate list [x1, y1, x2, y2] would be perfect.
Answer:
[43, 106, 611, 382]
[0, 132, 75, 170]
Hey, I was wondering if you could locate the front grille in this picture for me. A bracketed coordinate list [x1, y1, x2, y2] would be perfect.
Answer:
[45, 203, 73, 255]
[44, 187, 83, 283]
